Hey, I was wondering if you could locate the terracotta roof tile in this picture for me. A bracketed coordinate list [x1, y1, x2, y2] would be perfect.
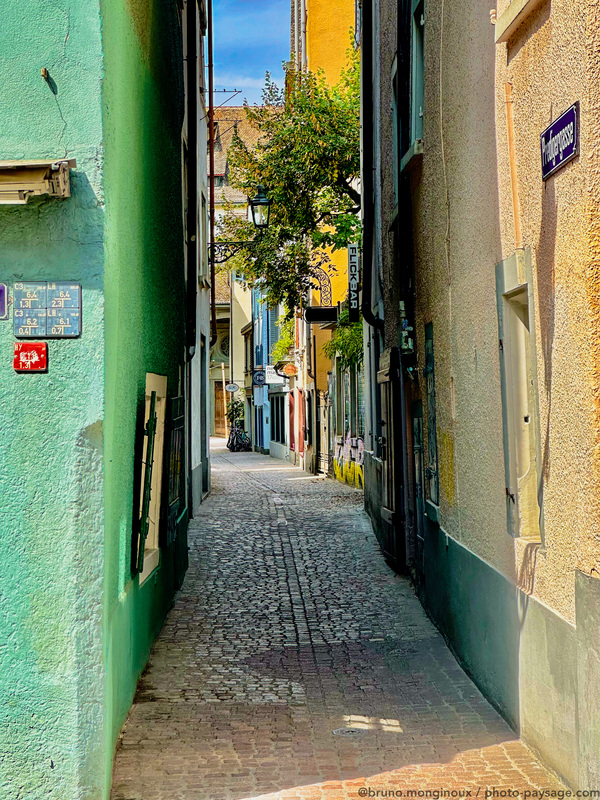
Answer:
[209, 107, 263, 205]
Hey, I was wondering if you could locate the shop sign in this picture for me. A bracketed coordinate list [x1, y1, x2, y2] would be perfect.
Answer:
[253, 370, 266, 386]
[265, 365, 284, 385]
[0, 284, 7, 320]
[541, 102, 579, 181]
[225, 383, 239, 392]
[14, 342, 47, 372]
[348, 244, 360, 322]
[283, 363, 298, 377]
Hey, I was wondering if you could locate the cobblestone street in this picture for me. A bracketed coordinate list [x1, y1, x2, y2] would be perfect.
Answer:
[111, 444, 564, 800]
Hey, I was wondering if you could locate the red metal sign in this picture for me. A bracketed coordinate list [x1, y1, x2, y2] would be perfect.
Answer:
[14, 342, 47, 372]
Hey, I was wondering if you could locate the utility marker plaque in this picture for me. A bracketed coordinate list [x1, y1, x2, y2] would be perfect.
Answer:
[540, 102, 579, 181]
[13, 281, 81, 338]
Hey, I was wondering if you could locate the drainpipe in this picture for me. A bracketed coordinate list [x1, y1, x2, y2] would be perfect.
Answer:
[505, 83, 523, 251]
[186, 0, 198, 360]
[361, 0, 383, 332]
[208, 0, 218, 348]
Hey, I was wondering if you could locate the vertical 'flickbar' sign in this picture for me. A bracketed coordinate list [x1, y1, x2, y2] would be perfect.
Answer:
[348, 244, 360, 322]
[540, 102, 579, 181]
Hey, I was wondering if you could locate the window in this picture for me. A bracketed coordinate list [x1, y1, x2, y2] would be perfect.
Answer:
[137, 373, 168, 583]
[391, 58, 399, 205]
[424, 323, 439, 505]
[200, 193, 208, 279]
[244, 333, 253, 374]
[496, 251, 542, 540]
[357, 367, 365, 438]
[270, 394, 286, 444]
[411, 0, 425, 146]
[268, 306, 279, 364]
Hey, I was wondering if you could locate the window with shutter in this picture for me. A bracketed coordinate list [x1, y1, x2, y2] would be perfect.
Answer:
[136, 373, 168, 583]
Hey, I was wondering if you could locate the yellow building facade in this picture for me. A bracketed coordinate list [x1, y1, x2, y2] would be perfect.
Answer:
[290, 0, 361, 482]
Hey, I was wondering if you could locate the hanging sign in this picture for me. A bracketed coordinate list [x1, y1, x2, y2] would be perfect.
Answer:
[348, 243, 360, 322]
[540, 102, 579, 181]
[265, 365, 284, 385]
[253, 370, 266, 386]
[13, 342, 47, 372]
[225, 383, 239, 392]
[0, 284, 7, 320]
[283, 363, 298, 377]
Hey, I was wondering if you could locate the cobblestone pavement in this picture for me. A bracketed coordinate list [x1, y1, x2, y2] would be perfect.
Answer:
[111, 443, 564, 800]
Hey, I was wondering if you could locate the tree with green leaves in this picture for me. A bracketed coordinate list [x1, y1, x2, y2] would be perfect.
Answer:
[218, 48, 360, 313]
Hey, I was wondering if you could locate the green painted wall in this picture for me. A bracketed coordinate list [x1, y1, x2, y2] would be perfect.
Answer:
[0, 2, 106, 798]
[101, 0, 186, 795]
[0, 1, 187, 797]
[420, 521, 587, 788]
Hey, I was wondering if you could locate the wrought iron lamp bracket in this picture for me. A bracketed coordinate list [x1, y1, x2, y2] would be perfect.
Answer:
[210, 241, 253, 264]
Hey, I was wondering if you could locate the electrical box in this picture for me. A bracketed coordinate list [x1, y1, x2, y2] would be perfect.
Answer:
[0, 159, 76, 205]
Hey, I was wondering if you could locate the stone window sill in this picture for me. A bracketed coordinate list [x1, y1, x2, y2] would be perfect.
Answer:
[139, 548, 160, 586]
[425, 499, 440, 524]
[495, 0, 547, 43]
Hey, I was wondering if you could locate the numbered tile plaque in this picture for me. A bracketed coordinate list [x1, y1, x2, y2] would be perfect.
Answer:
[12, 281, 81, 338]
[47, 283, 81, 310]
[46, 308, 81, 338]
[13, 282, 46, 310]
[14, 308, 47, 338]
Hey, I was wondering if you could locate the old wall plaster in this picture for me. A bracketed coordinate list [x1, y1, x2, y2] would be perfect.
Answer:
[0, 1, 106, 797]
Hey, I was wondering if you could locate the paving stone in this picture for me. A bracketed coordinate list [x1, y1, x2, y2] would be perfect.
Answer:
[111, 444, 565, 800]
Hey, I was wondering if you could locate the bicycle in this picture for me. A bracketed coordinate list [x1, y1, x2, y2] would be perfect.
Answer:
[227, 425, 252, 452]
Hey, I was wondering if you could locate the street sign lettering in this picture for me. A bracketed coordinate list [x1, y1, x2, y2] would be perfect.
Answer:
[541, 102, 579, 181]
[348, 244, 360, 322]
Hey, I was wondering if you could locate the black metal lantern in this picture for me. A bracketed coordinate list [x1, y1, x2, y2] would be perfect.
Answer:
[248, 185, 271, 231]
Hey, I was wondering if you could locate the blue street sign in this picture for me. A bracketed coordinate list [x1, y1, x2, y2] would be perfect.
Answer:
[0, 284, 7, 320]
[540, 102, 579, 181]
[14, 308, 47, 338]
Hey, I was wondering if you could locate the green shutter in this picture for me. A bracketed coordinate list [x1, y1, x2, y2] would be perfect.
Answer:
[137, 391, 158, 573]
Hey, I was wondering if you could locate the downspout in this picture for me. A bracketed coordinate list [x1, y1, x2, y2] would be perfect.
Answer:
[185, 0, 199, 514]
[208, 0, 218, 348]
[186, 0, 198, 360]
[361, 0, 383, 332]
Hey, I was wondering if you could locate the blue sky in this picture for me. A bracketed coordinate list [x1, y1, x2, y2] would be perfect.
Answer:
[212, 0, 289, 106]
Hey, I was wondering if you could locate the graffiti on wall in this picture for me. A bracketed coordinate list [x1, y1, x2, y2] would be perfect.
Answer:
[333, 432, 364, 489]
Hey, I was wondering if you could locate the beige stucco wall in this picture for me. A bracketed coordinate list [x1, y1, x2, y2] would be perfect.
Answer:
[413, 0, 600, 624]
[231, 279, 251, 388]
[495, 0, 600, 623]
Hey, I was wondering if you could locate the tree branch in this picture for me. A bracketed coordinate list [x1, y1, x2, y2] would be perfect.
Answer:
[336, 175, 361, 206]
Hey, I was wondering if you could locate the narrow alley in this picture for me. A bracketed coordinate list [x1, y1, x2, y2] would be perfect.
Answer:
[111, 444, 563, 800]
